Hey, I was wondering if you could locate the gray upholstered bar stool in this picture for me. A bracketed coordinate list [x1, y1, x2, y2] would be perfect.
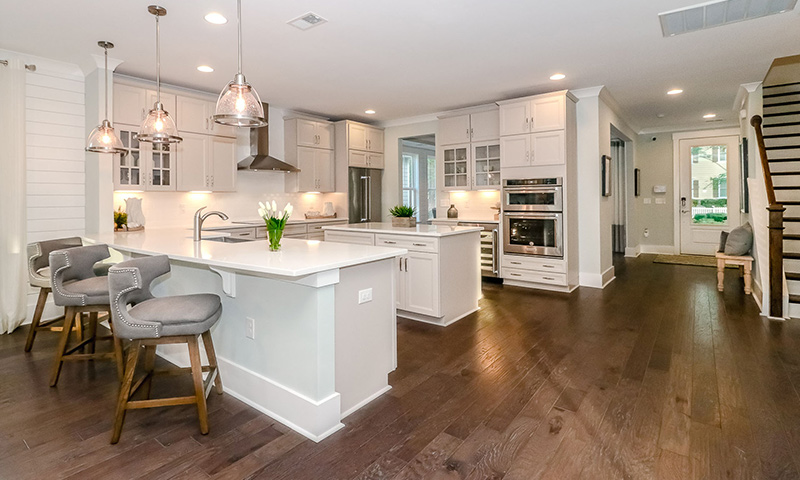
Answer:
[107, 255, 223, 444]
[49, 244, 124, 387]
[25, 237, 83, 352]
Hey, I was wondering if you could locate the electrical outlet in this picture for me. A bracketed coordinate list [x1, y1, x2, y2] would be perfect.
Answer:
[440, 198, 450, 207]
[655, 198, 666, 204]
[643, 198, 652, 204]
[246, 317, 255, 339]
[358, 288, 373, 304]
[644, 228, 650, 238]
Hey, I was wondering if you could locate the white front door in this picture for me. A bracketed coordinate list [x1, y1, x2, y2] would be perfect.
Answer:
[679, 134, 741, 255]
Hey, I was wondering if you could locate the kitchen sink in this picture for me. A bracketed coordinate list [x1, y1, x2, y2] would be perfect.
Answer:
[204, 236, 253, 244]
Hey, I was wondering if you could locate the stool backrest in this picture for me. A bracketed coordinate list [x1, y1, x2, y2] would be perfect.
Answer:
[108, 255, 171, 339]
[49, 244, 110, 306]
[27, 237, 82, 285]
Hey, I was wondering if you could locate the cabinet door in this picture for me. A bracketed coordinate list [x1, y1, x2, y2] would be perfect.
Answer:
[316, 149, 335, 193]
[348, 122, 368, 150]
[472, 142, 501, 189]
[176, 133, 208, 191]
[207, 100, 237, 138]
[439, 115, 471, 146]
[367, 153, 384, 169]
[317, 123, 334, 149]
[469, 110, 500, 142]
[530, 95, 565, 132]
[176, 95, 208, 134]
[296, 147, 317, 192]
[348, 149, 368, 168]
[403, 252, 440, 316]
[530, 131, 565, 166]
[296, 119, 319, 147]
[114, 127, 146, 190]
[366, 127, 383, 152]
[500, 135, 530, 168]
[442, 144, 470, 190]
[499, 101, 530, 136]
[142, 142, 177, 191]
[113, 84, 147, 126]
[210, 136, 236, 191]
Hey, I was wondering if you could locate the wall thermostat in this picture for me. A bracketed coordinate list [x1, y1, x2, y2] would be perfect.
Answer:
[653, 185, 667, 194]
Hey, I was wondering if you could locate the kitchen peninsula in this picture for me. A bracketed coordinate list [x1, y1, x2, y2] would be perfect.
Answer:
[85, 228, 406, 442]
[323, 223, 482, 326]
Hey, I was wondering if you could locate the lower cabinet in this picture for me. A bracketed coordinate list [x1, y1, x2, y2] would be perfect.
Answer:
[397, 251, 439, 317]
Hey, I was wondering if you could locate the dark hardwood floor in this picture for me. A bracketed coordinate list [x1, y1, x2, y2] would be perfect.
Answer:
[2, 254, 800, 479]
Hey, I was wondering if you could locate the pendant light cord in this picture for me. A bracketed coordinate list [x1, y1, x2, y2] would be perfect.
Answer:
[237, 0, 243, 75]
[103, 45, 109, 121]
[155, 14, 161, 105]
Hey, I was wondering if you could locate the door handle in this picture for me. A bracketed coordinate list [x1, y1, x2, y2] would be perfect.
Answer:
[404, 257, 408, 272]
[681, 197, 689, 214]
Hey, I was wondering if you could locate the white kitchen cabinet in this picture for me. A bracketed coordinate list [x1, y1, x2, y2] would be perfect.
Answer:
[500, 131, 565, 168]
[499, 135, 529, 168]
[347, 150, 384, 169]
[439, 115, 472, 146]
[472, 142, 501, 188]
[176, 95, 236, 138]
[297, 147, 334, 192]
[469, 109, 500, 142]
[114, 84, 148, 126]
[442, 144, 470, 190]
[399, 251, 440, 317]
[114, 125, 176, 191]
[499, 92, 567, 136]
[141, 141, 176, 191]
[113, 128, 146, 190]
[176, 133, 236, 192]
[438, 108, 499, 146]
[438, 107, 500, 190]
[145, 90, 176, 124]
[338, 121, 384, 167]
[345, 122, 382, 152]
[287, 118, 334, 149]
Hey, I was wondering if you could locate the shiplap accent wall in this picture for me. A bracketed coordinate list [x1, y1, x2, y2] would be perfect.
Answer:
[26, 63, 86, 243]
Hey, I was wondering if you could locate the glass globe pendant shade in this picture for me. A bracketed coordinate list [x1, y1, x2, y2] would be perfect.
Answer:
[137, 102, 182, 144]
[213, 73, 266, 127]
[86, 119, 126, 154]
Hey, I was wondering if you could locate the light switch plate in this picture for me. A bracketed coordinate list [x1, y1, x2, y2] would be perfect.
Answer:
[655, 198, 666, 204]
[246, 317, 255, 339]
[644, 198, 652, 204]
[358, 288, 373, 304]
[653, 185, 667, 194]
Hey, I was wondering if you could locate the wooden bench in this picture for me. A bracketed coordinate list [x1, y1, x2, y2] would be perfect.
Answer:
[716, 251, 753, 294]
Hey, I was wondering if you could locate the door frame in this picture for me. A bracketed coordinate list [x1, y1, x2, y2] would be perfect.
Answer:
[671, 127, 741, 255]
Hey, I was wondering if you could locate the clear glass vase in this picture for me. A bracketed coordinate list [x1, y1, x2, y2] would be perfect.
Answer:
[267, 226, 284, 251]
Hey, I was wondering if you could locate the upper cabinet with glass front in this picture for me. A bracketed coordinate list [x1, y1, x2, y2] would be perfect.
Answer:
[114, 126, 176, 191]
[438, 105, 501, 190]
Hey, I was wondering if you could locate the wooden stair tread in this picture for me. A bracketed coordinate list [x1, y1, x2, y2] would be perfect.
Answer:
[764, 121, 800, 129]
[784, 253, 800, 259]
[786, 272, 800, 281]
[790, 295, 800, 304]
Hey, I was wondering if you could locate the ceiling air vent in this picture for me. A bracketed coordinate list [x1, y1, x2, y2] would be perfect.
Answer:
[288, 12, 328, 31]
[659, 0, 797, 36]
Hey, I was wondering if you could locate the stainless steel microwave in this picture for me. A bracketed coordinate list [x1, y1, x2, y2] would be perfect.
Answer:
[502, 178, 563, 212]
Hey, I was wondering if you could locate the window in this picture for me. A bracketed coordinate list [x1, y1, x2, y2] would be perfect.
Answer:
[400, 138, 436, 222]
[402, 154, 418, 213]
[692, 179, 699, 198]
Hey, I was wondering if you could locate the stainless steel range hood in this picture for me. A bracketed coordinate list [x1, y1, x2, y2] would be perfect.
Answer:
[237, 103, 300, 173]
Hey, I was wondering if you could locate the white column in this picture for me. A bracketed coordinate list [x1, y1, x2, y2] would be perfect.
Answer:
[84, 53, 122, 234]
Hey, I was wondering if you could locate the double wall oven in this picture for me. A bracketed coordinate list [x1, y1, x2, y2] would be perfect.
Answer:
[503, 178, 563, 258]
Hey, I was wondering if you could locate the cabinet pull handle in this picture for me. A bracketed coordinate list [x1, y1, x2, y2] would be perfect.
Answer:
[524, 117, 529, 130]
[543, 277, 555, 281]
[384, 240, 397, 244]
[510, 261, 521, 265]
[470, 128, 474, 138]
[404, 257, 408, 272]
[399, 257, 403, 271]
[543, 265, 554, 268]
[510, 273, 522, 277]
[412, 243, 426, 247]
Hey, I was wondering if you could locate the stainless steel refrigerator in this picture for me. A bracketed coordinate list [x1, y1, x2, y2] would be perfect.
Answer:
[348, 168, 383, 223]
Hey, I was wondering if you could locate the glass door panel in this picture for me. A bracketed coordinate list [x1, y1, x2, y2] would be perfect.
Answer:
[473, 142, 501, 189]
[443, 145, 469, 190]
[690, 145, 727, 225]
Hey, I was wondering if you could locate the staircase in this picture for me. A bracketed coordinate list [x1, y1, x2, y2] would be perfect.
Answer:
[761, 81, 800, 317]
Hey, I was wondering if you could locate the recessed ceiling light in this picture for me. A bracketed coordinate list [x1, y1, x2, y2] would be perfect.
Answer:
[703, 113, 716, 119]
[204, 12, 227, 25]
[549, 73, 566, 81]
[365, 109, 376, 115]
[288, 12, 328, 30]
[197, 65, 214, 73]
[667, 89, 683, 95]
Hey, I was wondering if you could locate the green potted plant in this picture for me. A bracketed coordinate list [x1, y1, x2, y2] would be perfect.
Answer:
[114, 206, 128, 231]
[258, 200, 293, 251]
[389, 205, 417, 228]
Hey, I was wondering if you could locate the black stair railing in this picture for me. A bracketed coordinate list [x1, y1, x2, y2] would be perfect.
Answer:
[751, 114, 784, 318]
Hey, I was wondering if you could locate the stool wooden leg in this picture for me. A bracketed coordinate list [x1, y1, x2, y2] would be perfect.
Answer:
[49, 307, 75, 387]
[188, 336, 209, 435]
[201, 331, 223, 395]
[717, 259, 725, 292]
[24, 288, 48, 352]
[143, 345, 157, 399]
[74, 313, 84, 346]
[111, 340, 141, 444]
[107, 319, 125, 381]
[86, 312, 98, 355]
[744, 262, 753, 295]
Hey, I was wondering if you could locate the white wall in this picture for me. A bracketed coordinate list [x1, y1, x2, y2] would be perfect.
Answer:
[633, 133, 676, 250]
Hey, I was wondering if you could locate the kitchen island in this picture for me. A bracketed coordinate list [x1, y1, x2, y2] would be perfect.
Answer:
[323, 223, 482, 326]
[85, 228, 406, 442]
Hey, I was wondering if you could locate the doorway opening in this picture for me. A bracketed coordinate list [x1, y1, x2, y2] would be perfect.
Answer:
[611, 138, 627, 254]
[400, 135, 436, 223]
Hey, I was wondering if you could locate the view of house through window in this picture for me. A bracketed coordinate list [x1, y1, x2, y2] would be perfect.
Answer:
[690, 145, 727, 225]
[400, 136, 436, 222]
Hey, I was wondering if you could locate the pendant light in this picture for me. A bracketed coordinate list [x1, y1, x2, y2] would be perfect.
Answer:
[212, 0, 267, 127]
[86, 41, 126, 154]
[138, 5, 182, 144]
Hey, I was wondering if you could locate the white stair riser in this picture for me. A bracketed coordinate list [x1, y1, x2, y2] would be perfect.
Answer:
[765, 136, 800, 148]
[783, 258, 800, 271]
[783, 222, 800, 235]
[764, 124, 800, 136]
[789, 302, 800, 319]
[768, 148, 800, 160]
[764, 84, 800, 96]
[764, 103, 800, 116]
[764, 93, 800, 106]
[764, 113, 800, 125]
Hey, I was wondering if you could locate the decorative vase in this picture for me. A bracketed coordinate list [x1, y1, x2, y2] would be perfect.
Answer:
[267, 226, 284, 251]
[447, 204, 458, 218]
[391, 216, 416, 228]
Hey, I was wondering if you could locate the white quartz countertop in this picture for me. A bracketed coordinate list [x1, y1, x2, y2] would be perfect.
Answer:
[202, 217, 346, 231]
[431, 218, 499, 225]
[84, 228, 406, 277]
[321, 222, 483, 237]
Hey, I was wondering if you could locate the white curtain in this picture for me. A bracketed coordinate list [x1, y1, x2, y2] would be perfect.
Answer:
[611, 140, 626, 253]
[0, 58, 28, 333]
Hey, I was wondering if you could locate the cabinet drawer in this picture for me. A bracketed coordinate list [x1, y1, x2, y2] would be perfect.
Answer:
[211, 227, 256, 239]
[502, 255, 565, 273]
[375, 234, 438, 253]
[283, 224, 308, 236]
[307, 232, 325, 241]
[324, 231, 375, 245]
[307, 220, 347, 234]
[503, 268, 566, 286]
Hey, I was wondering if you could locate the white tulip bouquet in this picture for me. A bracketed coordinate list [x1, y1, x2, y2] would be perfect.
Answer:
[258, 201, 293, 251]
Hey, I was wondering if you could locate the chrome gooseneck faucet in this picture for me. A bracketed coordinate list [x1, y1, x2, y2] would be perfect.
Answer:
[193, 207, 229, 242]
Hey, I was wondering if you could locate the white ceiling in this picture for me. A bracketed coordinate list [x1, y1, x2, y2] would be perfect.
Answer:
[1, 1, 798, 132]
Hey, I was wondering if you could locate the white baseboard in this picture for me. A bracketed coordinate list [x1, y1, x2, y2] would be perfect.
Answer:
[579, 266, 615, 289]
[341, 385, 391, 420]
[624, 246, 641, 258]
[397, 307, 479, 327]
[640, 244, 676, 255]
[156, 348, 344, 443]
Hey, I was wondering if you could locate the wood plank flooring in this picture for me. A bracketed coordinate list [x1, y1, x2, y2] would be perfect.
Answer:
[2, 254, 800, 479]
